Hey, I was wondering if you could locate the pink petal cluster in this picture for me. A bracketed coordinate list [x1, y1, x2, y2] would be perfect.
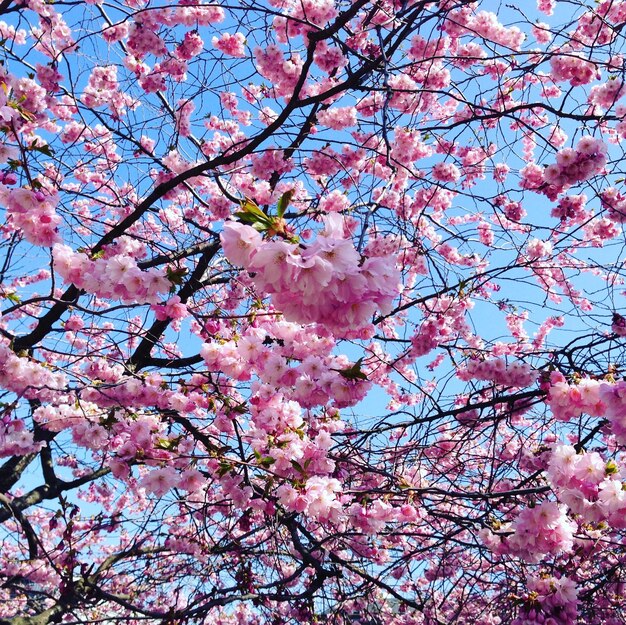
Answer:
[316, 106, 358, 130]
[443, 7, 525, 50]
[547, 444, 626, 526]
[175, 31, 204, 60]
[317, 189, 351, 213]
[254, 45, 304, 98]
[537, 0, 555, 15]
[0, 418, 44, 457]
[409, 296, 472, 358]
[175, 99, 194, 137]
[53, 244, 171, 304]
[542, 136, 608, 196]
[0, 342, 66, 407]
[212, 32, 246, 58]
[431, 161, 461, 183]
[457, 357, 537, 387]
[575, 1, 626, 45]
[498, 501, 576, 562]
[512, 574, 578, 625]
[550, 194, 588, 224]
[550, 50, 599, 86]
[201, 335, 371, 409]
[546, 373, 604, 421]
[612, 312, 626, 336]
[81, 65, 134, 117]
[220, 219, 401, 337]
[597, 380, 626, 443]
[526, 238, 553, 259]
[348, 499, 403, 534]
[589, 78, 625, 109]
[3, 187, 61, 246]
[151, 295, 188, 321]
[600, 186, 626, 223]
[141, 467, 205, 497]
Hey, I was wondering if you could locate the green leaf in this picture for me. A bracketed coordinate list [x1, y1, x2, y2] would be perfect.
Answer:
[291, 460, 305, 474]
[166, 266, 188, 285]
[276, 189, 295, 219]
[217, 461, 233, 477]
[336, 358, 368, 381]
[233, 211, 261, 224]
[241, 198, 269, 219]
[155, 436, 182, 451]
[30, 142, 54, 157]
[235, 198, 274, 230]
[253, 449, 275, 468]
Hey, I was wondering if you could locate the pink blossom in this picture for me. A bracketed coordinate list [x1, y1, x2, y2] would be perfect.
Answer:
[141, 467, 180, 497]
[317, 106, 358, 130]
[212, 32, 246, 58]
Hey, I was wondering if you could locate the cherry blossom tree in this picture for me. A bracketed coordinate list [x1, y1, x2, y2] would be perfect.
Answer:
[3, 0, 626, 623]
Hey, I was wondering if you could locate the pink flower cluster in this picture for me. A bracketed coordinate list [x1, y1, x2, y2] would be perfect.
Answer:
[512, 574, 578, 625]
[457, 357, 537, 387]
[612, 312, 626, 336]
[141, 466, 205, 497]
[589, 78, 625, 110]
[497, 501, 576, 562]
[316, 106, 358, 130]
[212, 32, 246, 58]
[53, 244, 171, 304]
[526, 238, 553, 259]
[277, 476, 342, 523]
[313, 41, 347, 73]
[250, 149, 293, 181]
[0, 342, 66, 407]
[597, 380, 626, 443]
[545, 374, 626, 445]
[272, 0, 337, 42]
[201, 334, 371, 409]
[443, 7, 525, 50]
[254, 45, 304, 98]
[519, 164, 551, 194]
[176, 31, 204, 60]
[82, 65, 134, 118]
[347, 499, 417, 534]
[575, 1, 626, 46]
[583, 216, 621, 246]
[537, 0, 555, 15]
[0, 418, 44, 458]
[550, 194, 588, 224]
[546, 372, 604, 421]
[79, 376, 172, 410]
[409, 297, 471, 358]
[151, 295, 188, 322]
[550, 51, 598, 86]
[600, 187, 626, 223]
[127, 23, 167, 57]
[220, 218, 401, 337]
[547, 444, 626, 527]
[317, 189, 351, 213]
[542, 136, 607, 195]
[175, 99, 194, 137]
[2, 187, 60, 247]
[432, 162, 461, 183]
